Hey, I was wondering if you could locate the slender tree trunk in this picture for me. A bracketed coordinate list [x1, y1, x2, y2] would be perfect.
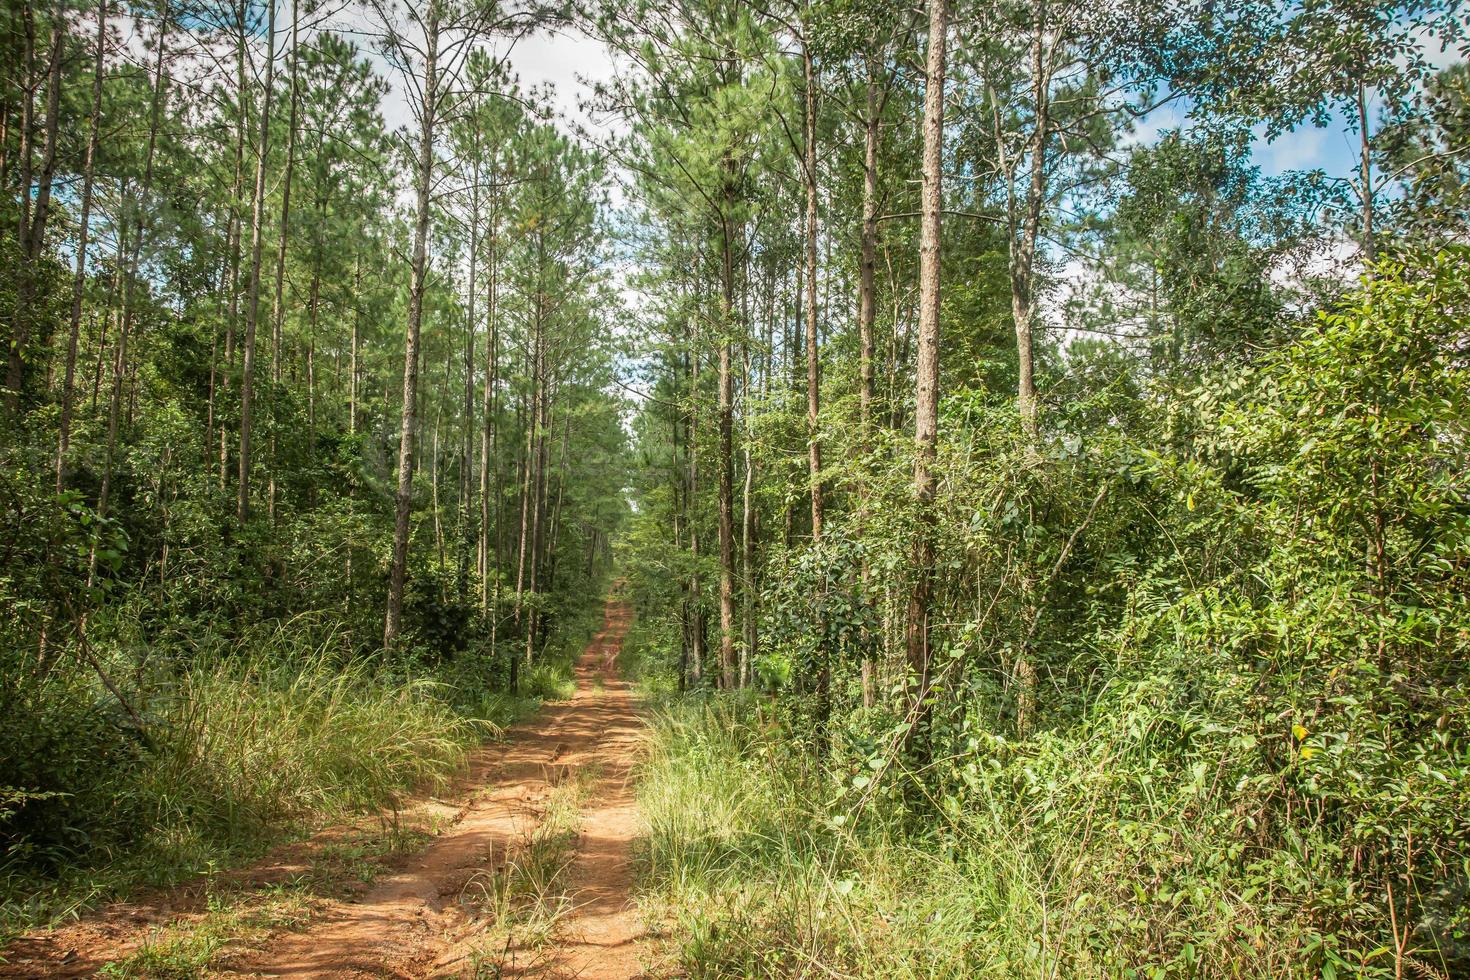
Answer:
[306, 279, 317, 500]
[267, 0, 300, 522]
[857, 61, 883, 707]
[480, 175, 499, 611]
[740, 339, 756, 689]
[1357, 79, 1375, 266]
[432, 394, 444, 570]
[717, 199, 738, 690]
[688, 310, 704, 687]
[8, 9, 64, 411]
[672, 378, 689, 691]
[488, 175, 505, 608]
[95, 9, 169, 564]
[1011, 0, 1046, 442]
[349, 254, 360, 434]
[513, 282, 542, 679]
[7, 3, 37, 414]
[858, 71, 880, 433]
[383, 5, 440, 648]
[461, 146, 480, 600]
[802, 40, 824, 542]
[238, 0, 278, 523]
[526, 372, 548, 663]
[92, 259, 123, 413]
[221, 0, 248, 490]
[57, 0, 110, 488]
[906, 0, 948, 736]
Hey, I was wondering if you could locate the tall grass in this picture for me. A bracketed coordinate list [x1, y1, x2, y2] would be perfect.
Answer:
[0, 629, 544, 935]
[635, 695, 1409, 979]
[637, 699, 1028, 978]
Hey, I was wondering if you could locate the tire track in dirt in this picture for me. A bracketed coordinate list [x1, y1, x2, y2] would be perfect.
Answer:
[224, 598, 646, 979]
[2, 598, 649, 979]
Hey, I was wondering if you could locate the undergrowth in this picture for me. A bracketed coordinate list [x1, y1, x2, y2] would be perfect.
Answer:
[461, 764, 597, 977]
[0, 618, 583, 940]
[636, 696, 1464, 979]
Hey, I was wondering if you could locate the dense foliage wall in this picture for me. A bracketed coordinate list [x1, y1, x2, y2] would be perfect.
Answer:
[606, 0, 1470, 973]
[0, 1, 630, 906]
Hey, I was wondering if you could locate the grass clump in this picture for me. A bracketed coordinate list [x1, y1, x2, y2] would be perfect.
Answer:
[96, 884, 318, 979]
[636, 699, 1008, 978]
[635, 694, 1465, 979]
[0, 626, 555, 936]
[460, 764, 595, 977]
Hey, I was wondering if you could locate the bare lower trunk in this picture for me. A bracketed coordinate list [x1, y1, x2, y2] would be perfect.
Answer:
[717, 201, 738, 690]
[95, 8, 170, 566]
[383, 5, 440, 648]
[222, 4, 246, 490]
[56, 0, 109, 488]
[238, 0, 278, 523]
[688, 316, 704, 687]
[8, 11, 64, 411]
[803, 42, 823, 542]
[480, 184, 499, 611]
[741, 341, 756, 689]
[267, 0, 300, 522]
[1011, 0, 1047, 443]
[857, 64, 882, 708]
[906, 0, 948, 738]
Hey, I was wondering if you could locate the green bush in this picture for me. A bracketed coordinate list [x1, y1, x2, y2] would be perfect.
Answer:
[0, 633, 505, 930]
[629, 253, 1470, 977]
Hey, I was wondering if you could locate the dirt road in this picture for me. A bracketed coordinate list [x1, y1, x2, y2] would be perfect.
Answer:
[1, 600, 649, 979]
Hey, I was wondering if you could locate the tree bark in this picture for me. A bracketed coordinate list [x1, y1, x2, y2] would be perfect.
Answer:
[687, 306, 704, 687]
[906, 0, 947, 733]
[267, 0, 300, 522]
[238, 0, 278, 523]
[1357, 79, 1375, 266]
[857, 59, 883, 707]
[717, 197, 738, 690]
[383, 3, 440, 648]
[480, 164, 499, 611]
[802, 40, 824, 542]
[461, 143, 480, 600]
[1011, 0, 1047, 442]
[7, 7, 63, 411]
[221, 0, 248, 490]
[96, 8, 169, 552]
[57, 0, 110, 489]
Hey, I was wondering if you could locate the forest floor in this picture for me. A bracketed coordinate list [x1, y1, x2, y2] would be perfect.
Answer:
[0, 600, 651, 979]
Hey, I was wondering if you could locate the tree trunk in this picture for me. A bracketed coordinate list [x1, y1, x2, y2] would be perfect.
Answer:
[802, 41, 824, 542]
[1011, 0, 1047, 442]
[221, 0, 248, 490]
[267, 0, 300, 522]
[480, 169, 499, 611]
[461, 152, 479, 601]
[97, 7, 168, 520]
[513, 277, 542, 679]
[7, 2, 37, 413]
[1357, 79, 1375, 265]
[857, 61, 882, 707]
[906, 0, 947, 734]
[740, 338, 757, 689]
[8, 8, 64, 411]
[95, 8, 170, 564]
[349, 254, 360, 434]
[688, 309, 704, 687]
[56, 0, 109, 488]
[717, 200, 738, 690]
[238, 0, 278, 523]
[383, 4, 440, 648]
